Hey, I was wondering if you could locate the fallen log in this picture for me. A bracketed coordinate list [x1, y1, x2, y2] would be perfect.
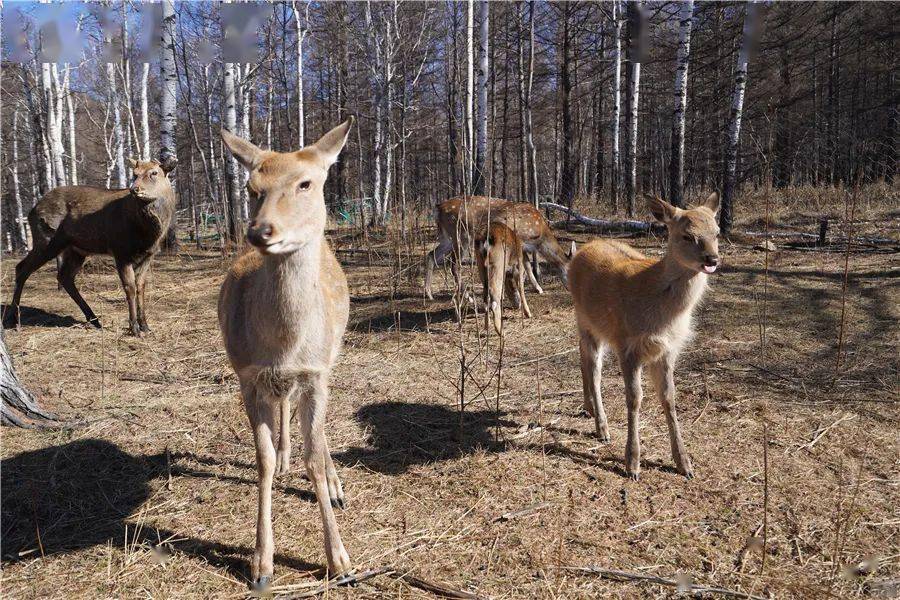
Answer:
[541, 202, 663, 233]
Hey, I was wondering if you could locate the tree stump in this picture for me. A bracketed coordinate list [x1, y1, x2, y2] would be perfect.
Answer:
[0, 325, 61, 428]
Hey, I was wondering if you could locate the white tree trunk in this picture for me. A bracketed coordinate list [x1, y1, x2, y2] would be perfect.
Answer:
[465, 0, 474, 191]
[224, 62, 243, 239]
[525, 0, 537, 205]
[610, 0, 622, 210]
[159, 0, 177, 165]
[64, 65, 78, 184]
[474, 0, 489, 195]
[106, 57, 127, 188]
[41, 63, 66, 187]
[140, 62, 151, 160]
[239, 63, 251, 219]
[293, 1, 308, 147]
[624, 0, 641, 216]
[669, 0, 693, 207]
[721, 1, 758, 234]
[11, 109, 28, 248]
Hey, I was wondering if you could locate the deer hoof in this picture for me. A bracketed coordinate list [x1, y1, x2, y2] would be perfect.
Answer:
[139, 323, 152, 334]
[627, 471, 640, 482]
[251, 575, 272, 591]
[330, 496, 345, 510]
[88, 317, 102, 329]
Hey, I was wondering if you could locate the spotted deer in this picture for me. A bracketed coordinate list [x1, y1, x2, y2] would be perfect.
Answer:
[423, 196, 571, 300]
[568, 192, 721, 481]
[476, 222, 532, 334]
[4, 159, 176, 336]
[218, 118, 354, 587]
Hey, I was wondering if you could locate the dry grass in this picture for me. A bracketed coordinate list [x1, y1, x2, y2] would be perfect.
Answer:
[1, 218, 898, 599]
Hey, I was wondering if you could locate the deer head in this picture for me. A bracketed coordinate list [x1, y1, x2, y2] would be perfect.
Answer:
[128, 158, 176, 202]
[221, 117, 354, 255]
[647, 192, 721, 274]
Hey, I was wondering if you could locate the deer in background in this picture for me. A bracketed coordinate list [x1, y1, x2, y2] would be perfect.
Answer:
[218, 118, 354, 588]
[476, 222, 532, 335]
[4, 159, 176, 336]
[423, 196, 571, 301]
[568, 192, 721, 481]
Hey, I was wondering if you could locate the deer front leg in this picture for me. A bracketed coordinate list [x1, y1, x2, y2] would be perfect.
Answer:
[579, 330, 609, 442]
[650, 355, 693, 479]
[275, 392, 293, 476]
[244, 386, 277, 589]
[621, 354, 644, 480]
[323, 436, 345, 509]
[134, 260, 151, 333]
[300, 376, 351, 576]
[115, 261, 141, 337]
[525, 252, 544, 294]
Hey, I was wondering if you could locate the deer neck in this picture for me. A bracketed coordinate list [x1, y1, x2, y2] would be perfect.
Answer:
[262, 235, 324, 315]
[656, 250, 709, 315]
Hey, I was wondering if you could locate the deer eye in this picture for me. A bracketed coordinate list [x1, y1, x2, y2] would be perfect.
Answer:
[297, 180, 312, 193]
[682, 235, 694, 243]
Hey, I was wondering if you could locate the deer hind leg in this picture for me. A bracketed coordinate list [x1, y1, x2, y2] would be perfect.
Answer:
[620, 353, 644, 480]
[5, 234, 68, 328]
[134, 259, 152, 333]
[579, 330, 609, 442]
[244, 384, 278, 588]
[115, 261, 141, 337]
[424, 236, 453, 300]
[650, 355, 693, 479]
[515, 265, 532, 319]
[57, 249, 100, 328]
[323, 436, 345, 509]
[299, 375, 351, 575]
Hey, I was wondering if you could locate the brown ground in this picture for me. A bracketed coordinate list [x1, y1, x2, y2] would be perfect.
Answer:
[1, 220, 897, 599]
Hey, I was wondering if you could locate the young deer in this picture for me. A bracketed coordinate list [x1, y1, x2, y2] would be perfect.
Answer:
[568, 192, 721, 481]
[218, 118, 353, 587]
[4, 159, 176, 336]
[476, 222, 532, 335]
[424, 196, 570, 300]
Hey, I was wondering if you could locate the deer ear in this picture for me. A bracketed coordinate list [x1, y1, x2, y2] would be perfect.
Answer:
[128, 158, 138, 169]
[647, 196, 679, 224]
[568, 241, 577, 259]
[700, 191, 720, 215]
[160, 157, 177, 175]
[221, 129, 263, 171]
[310, 116, 354, 167]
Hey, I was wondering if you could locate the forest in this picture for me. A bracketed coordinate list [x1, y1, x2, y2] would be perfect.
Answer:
[1, 2, 898, 599]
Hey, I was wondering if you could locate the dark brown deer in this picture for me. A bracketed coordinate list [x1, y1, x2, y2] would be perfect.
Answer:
[4, 158, 176, 336]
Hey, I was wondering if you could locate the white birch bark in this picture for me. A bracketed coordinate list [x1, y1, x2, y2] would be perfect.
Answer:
[525, 0, 537, 205]
[474, 0, 488, 194]
[11, 109, 28, 248]
[624, 0, 641, 216]
[610, 0, 622, 210]
[140, 62, 150, 160]
[107, 59, 127, 188]
[465, 0, 474, 191]
[669, 0, 693, 207]
[159, 0, 177, 165]
[64, 65, 78, 184]
[292, 1, 308, 147]
[721, 1, 758, 233]
[224, 61, 242, 239]
[238, 63, 251, 219]
[41, 62, 66, 187]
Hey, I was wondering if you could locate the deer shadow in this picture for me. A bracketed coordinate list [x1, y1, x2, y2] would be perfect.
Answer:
[1, 439, 323, 583]
[334, 401, 516, 475]
[0, 304, 80, 329]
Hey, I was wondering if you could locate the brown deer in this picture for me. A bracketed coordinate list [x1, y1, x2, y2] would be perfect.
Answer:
[4, 159, 176, 336]
[218, 118, 354, 588]
[568, 192, 721, 481]
[423, 196, 571, 300]
[476, 222, 532, 334]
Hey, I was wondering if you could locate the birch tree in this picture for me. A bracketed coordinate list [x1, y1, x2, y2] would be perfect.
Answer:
[159, 0, 177, 165]
[105, 43, 127, 188]
[139, 62, 150, 160]
[223, 61, 242, 240]
[623, 0, 641, 216]
[40, 63, 66, 187]
[720, 1, 758, 235]
[473, 0, 488, 195]
[465, 0, 474, 191]
[610, 0, 622, 211]
[10, 109, 28, 249]
[669, 0, 693, 207]
[293, 1, 309, 147]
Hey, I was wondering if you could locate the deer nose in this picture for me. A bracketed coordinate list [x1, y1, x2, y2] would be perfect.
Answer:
[247, 221, 274, 247]
[703, 254, 719, 267]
